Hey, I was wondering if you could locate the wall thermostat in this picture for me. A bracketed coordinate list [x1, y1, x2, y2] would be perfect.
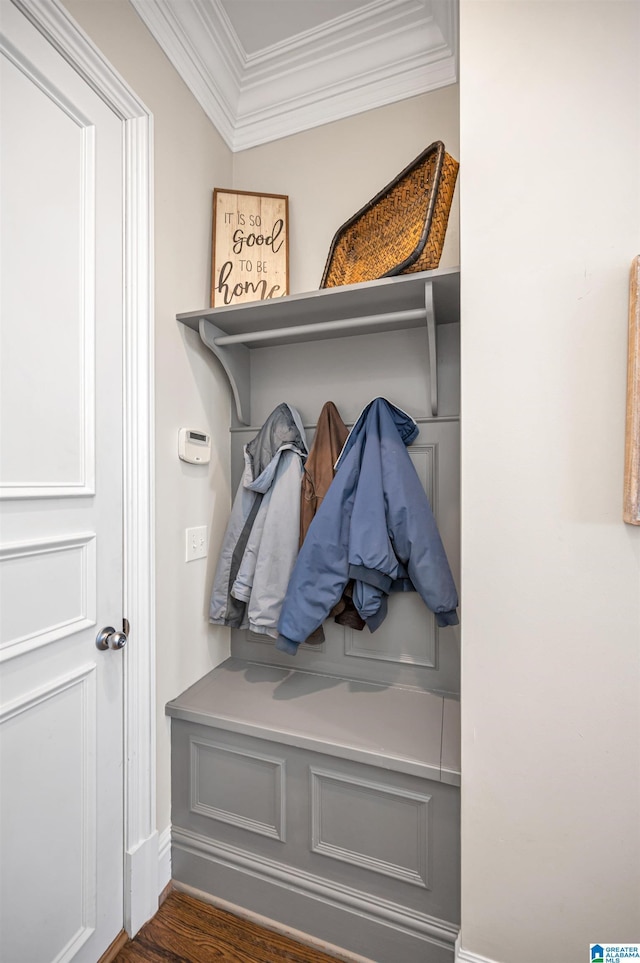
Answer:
[178, 428, 210, 465]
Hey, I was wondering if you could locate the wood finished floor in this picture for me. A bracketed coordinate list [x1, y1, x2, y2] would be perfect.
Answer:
[114, 891, 340, 962]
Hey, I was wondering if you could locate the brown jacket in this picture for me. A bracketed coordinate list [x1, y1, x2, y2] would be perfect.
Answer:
[300, 402, 364, 642]
[300, 401, 349, 546]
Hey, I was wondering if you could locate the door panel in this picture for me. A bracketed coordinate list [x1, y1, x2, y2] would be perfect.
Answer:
[0, 665, 97, 962]
[0, 534, 97, 659]
[0, 33, 95, 497]
[0, 2, 125, 959]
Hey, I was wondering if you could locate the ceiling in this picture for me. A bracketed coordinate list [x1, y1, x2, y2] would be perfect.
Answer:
[131, 0, 458, 152]
[219, 0, 375, 54]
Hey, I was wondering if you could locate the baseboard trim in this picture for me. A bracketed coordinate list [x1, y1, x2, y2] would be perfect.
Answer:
[159, 880, 173, 906]
[173, 880, 377, 963]
[125, 830, 159, 936]
[455, 940, 502, 963]
[158, 824, 172, 895]
[172, 826, 458, 963]
[174, 826, 457, 946]
[97, 930, 129, 963]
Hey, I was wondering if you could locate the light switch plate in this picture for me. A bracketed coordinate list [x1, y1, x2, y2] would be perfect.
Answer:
[185, 526, 207, 562]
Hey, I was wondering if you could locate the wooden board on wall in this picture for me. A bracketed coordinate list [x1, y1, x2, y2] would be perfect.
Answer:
[624, 255, 640, 525]
[211, 189, 289, 308]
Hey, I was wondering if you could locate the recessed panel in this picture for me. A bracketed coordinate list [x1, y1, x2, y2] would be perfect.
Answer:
[0, 535, 96, 660]
[311, 767, 431, 888]
[191, 737, 286, 840]
[0, 49, 94, 496]
[0, 666, 96, 962]
[409, 445, 436, 504]
[344, 595, 436, 667]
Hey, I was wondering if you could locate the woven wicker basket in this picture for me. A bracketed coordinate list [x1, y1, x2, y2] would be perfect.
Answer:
[320, 141, 458, 288]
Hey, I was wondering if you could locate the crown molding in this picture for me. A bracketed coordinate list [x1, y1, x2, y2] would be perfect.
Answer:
[243, 0, 442, 73]
[131, 0, 458, 152]
[234, 52, 455, 152]
[130, 0, 239, 148]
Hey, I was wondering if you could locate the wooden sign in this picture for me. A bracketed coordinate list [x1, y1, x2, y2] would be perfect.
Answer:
[211, 188, 289, 307]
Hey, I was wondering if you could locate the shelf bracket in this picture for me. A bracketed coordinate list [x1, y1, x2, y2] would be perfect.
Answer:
[194, 281, 441, 424]
[199, 319, 251, 425]
[425, 281, 438, 416]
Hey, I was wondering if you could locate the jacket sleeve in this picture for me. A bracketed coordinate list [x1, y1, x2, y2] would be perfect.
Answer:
[248, 450, 303, 638]
[276, 456, 358, 654]
[381, 436, 459, 626]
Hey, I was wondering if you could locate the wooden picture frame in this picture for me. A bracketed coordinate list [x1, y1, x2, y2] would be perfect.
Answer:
[624, 255, 640, 524]
[211, 188, 289, 308]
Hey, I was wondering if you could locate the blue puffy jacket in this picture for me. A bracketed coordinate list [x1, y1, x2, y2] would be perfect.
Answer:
[276, 398, 459, 655]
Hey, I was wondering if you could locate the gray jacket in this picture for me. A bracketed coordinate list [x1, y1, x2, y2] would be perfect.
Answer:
[209, 403, 308, 637]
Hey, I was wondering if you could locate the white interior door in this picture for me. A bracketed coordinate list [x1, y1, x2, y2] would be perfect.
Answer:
[0, 1, 126, 959]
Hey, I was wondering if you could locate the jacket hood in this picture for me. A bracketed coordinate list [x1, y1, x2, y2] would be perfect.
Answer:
[335, 398, 418, 470]
[246, 402, 307, 493]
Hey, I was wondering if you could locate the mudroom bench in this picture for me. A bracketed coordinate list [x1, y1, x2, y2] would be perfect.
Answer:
[168, 661, 460, 963]
[171, 267, 461, 963]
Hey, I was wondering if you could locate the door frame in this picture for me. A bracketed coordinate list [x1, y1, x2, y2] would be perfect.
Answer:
[11, 0, 157, 937]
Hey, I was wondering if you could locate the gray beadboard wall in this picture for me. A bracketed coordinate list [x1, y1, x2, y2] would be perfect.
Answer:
[230, 323, 461, 695]
[170, 271, 461, 963]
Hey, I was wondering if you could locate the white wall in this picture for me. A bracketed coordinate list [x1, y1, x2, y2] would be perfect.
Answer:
[459, 3, 640, 961]
[232, 86, 459, 292]
[62, 0, 233, 839]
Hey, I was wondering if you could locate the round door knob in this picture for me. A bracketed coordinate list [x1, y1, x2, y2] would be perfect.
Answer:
[108, 631, 127, 649]
[96, 626, 128, 651]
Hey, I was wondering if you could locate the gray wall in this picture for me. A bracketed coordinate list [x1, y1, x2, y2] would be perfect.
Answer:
[232, 85, 460, 294]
